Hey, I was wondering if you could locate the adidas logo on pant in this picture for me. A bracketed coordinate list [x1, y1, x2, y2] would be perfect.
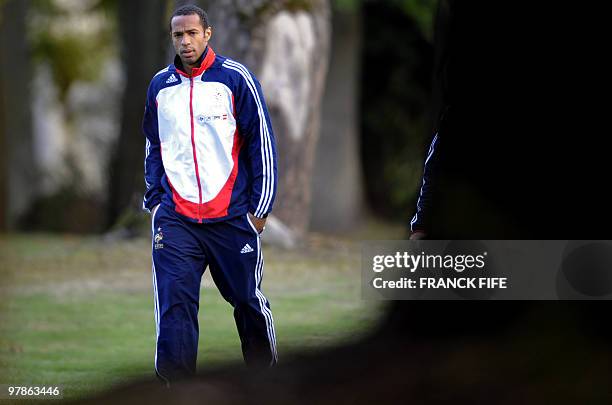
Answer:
[240, 244, 254, 254]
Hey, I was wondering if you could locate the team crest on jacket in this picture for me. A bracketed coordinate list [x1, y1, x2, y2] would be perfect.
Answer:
[154, 228, 164, 249]
[212, 90, 225, 107]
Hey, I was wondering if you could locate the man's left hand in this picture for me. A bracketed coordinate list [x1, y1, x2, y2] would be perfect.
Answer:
[248, 213, 267, 234]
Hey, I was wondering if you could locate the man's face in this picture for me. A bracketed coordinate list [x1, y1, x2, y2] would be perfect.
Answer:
[171, 14, 212, 69]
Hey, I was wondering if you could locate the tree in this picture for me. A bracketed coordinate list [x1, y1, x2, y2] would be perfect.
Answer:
[0, 0, 36, 230]
[309, 5, 364, 233]
[106, 0, 167, 228]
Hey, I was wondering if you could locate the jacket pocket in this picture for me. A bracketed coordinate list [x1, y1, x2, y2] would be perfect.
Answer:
[245, 214, 260, 235]
[151, 204, 161, 232]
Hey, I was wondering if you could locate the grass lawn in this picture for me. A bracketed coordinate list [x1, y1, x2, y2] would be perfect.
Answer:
[0, 229, 399, 402]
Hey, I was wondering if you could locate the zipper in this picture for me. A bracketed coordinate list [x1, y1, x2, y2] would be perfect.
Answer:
[189, 75, 203, 222]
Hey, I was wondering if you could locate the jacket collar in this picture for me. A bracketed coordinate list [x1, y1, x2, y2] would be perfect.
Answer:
[173, 46, 216, 77]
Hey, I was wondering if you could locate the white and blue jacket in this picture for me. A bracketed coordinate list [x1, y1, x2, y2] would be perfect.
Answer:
[142, 47, 277, 223]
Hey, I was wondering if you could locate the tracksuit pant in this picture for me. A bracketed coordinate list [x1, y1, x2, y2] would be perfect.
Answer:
[150, 204, 278, 382]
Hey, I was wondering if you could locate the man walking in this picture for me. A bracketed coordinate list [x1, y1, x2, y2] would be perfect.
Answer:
[142, 5, 278, 383]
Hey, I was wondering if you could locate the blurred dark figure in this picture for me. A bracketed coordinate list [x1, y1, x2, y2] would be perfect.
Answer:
[79, 2, 612, 404]
[409, 1, 612, 240]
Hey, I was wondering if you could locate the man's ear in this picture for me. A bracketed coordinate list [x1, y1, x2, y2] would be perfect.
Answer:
[204, 26, 212, 41]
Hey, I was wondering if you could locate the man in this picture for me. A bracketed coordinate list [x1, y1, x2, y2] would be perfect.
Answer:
[142, 5, 278, 383]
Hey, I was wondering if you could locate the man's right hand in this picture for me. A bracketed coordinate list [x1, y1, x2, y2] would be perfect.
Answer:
[409, 231, 427, 240]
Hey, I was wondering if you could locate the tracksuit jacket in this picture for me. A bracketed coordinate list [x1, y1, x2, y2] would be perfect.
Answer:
[142, 47, 277, 221]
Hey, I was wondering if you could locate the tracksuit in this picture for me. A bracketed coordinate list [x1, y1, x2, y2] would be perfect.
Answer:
[142, 47, 278, 382]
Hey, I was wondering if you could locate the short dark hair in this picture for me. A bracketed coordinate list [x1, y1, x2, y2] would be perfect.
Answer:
[170, 5, 209, 30]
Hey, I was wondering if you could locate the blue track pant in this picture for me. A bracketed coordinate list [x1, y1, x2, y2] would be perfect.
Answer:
[150, 204, 277, 382]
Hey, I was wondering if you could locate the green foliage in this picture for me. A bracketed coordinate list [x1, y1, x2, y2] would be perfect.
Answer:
[395, 0, 437, 41]
[333, 0, 359, 12]
[29, 0, 118, 100]
[32, 35, 108, 99]
[334, 0, 437, 40]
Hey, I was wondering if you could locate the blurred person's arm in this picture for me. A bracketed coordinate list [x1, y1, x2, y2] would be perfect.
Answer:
[409, 132, 441, 240]
[142, 83, 164, 215]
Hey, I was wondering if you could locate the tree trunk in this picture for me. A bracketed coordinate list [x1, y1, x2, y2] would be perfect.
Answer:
[106, 0, 167, 228]
[0, 59, 4, 231]
[200, 0, 331, 237]
[0, 12, 5, 231]
[309, 8, 364, 232]
[0, 0, 36, 230]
